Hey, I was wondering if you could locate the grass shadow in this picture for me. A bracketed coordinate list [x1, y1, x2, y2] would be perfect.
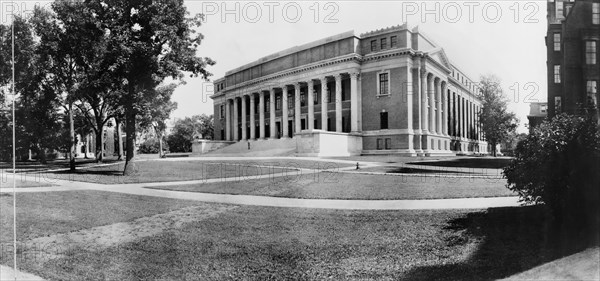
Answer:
[408, 158, 513, 169]
[386, 167, 470, 174]
[402, 205, 598, 280]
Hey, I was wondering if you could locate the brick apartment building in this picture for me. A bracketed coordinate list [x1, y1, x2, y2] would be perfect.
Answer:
[547, 0, 600, 120]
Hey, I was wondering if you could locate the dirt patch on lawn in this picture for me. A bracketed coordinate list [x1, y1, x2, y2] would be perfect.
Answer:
[20, 203, 238, 263]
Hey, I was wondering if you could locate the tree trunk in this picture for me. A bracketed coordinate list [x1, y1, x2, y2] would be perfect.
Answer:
[123, 95, 136, 175]
[69, 103, 76, 171]
[38, 145, 47, 164]
[158, 132, 163, 158]
[492, 141, 497, 157]
[95, 128, 104, 163]
[116, 119, 123, 160]
[83, 134, 88, 159]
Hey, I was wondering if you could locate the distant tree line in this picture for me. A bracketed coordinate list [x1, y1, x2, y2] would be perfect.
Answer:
[0, 0, 214, 174]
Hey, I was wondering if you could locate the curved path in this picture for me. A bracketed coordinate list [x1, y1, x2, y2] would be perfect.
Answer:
[0, 157, 520, 210]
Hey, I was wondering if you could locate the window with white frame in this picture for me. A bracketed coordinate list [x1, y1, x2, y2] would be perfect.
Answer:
[593, 3, 599, 25]
[220, 105, 225, 119]
[587, 80, 598, 106]
[556, 1, 564, 20]
[378, 72, 389, 96]
[555, 96, 562, 113]
[554, 33, 561, 51]
[554, 65, 561, 83]
[586, 41, 597, 64]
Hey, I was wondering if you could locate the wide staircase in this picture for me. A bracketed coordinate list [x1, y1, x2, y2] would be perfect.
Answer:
[202, 138, 297, 157]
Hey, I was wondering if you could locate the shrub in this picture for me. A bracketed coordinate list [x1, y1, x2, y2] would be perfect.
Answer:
[139, 138, 167, 154]
[504, 114, 600, 231]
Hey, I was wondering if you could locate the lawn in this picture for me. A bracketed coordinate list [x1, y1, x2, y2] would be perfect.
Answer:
[0, 178, 55, 188]
[0, 190, 201, 242]
[21, 205, 598, 280]
[147, 172, 516, 200]
[43, 160, 297, 184]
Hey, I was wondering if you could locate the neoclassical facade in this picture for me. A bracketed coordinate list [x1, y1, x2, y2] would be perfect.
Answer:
[211, 24, 488, 156]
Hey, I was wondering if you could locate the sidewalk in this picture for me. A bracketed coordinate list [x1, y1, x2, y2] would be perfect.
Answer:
[0, 265, 44, 281]
[501, 247, 600, 280]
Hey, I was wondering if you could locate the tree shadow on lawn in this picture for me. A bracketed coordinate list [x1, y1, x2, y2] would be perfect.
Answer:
[386, 167, 470, 174]
[402, 205, 599, 281]
[408, 158, 512, 169]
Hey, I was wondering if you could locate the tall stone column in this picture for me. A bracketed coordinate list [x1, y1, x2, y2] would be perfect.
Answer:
[249, 94, 256, 140]
[233, 97, 239, 141]
[269, 89, 276, 139]
[437, 81, 443, 136]
[335, 74, 342, 132]
[294, 83, 301, 135]
[307, 80, 315, 131]
[421, 70, 428, 133]
[282, 86, 289, 138]
[458, 94, 462, 138]
[350, 72, 360, 132]
[429, 78, 435, 134]
[321, 77, 328, 131]
[259, 91, 265, 139]
[414, 67, 422, 153]
[225, 99, 231, 141]
[241, 95, 247, 141]
[442, 83, 448, 136]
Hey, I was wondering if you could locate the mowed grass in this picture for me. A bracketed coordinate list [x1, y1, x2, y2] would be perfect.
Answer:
[0, 178, 55, 188]
[28, 205, 597, 280]
[0, 190, 199, 242]
[148, 172, 515, 200]
[43, 160, 303, 184]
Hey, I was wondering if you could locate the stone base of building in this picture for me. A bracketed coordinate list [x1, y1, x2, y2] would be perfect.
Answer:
[361, 149, 420, 156]
[295, 130, 363, 157]
[191, 140, 236, 155]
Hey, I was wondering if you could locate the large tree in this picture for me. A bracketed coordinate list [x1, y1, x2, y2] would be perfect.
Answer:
[478, 75, 519, 156]
[94, 0, 214, 174]
[137, 83, 178, 158]
[167, 114, 213, 153]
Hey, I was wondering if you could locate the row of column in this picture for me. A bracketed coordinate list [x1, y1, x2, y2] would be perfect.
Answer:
[415, 69, 449, 138]
[223, 72, 360, 141]
[416, 68, 482, 143]
[448, 90, 484, 141]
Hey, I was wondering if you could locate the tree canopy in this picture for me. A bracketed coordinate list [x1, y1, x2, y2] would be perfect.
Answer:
[477, 75, 519, 156]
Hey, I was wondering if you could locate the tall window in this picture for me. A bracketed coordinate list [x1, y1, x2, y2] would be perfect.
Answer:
[276, 95, 281, 110]
[588, 81, 598, 106]
[380, 38, 387, 49]
[593, 3, 599, 25]
[554, 33, 561, 51]
[586, 41, 597, 64]
[300, 91, 306, 106]
[379, 73, 389, 95]
[555, 96, 562, 113]
[556, 1, 564, 20]
[370, 40, 377, 51]
[554, 65, 561, 83]
[220, 105, 225, 119]
[313, 91, 318, 105]
[288, 94, 293, 109]
[390, 36, 397, 48]
[265, 97, 270, 112]
[380, 112, 388, 129]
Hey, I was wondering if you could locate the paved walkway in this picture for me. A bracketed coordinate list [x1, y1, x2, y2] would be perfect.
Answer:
[0, 162, 520, 210]
[500, 247, 600, 280]
[0, 265, 44, 281]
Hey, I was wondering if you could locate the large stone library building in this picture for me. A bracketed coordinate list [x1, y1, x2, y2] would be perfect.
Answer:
[211, 24, 488, 156]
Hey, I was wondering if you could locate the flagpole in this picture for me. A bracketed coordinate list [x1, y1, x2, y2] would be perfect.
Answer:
[12, 16, 18, 280]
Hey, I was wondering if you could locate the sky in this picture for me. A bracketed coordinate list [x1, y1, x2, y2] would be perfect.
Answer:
[2, 0, 549, 133]
[180, 0, 548, 133]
